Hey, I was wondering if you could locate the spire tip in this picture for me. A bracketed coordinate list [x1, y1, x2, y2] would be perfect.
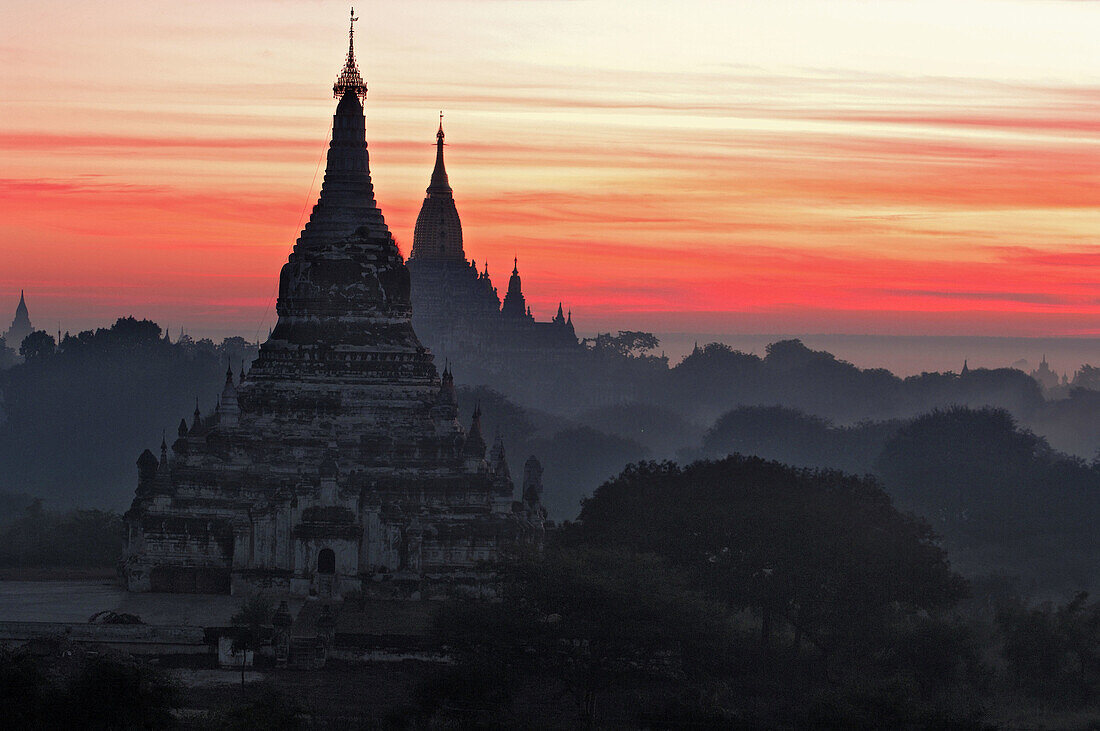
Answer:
[334, 6, 366, 100]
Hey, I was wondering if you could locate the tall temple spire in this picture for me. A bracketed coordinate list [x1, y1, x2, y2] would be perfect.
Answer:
[410, 114, 464, 260]
[293, 8, 387, 250]
[333, 7, 367, 101]
[428, 111, 451, 194]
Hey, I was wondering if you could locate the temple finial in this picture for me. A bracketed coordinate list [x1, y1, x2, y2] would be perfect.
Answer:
[333, 7, 367, 100]
[347, 7, 358, 62]
[428, 111, 451, 192]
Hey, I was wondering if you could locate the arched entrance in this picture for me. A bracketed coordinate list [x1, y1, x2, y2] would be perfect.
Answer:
[317, 548, 336, 574]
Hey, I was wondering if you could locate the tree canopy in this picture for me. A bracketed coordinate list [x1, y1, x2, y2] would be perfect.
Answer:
[574, 457, 968, 662]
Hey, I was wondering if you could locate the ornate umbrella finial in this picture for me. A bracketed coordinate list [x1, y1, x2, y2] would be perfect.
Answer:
[333, 7, 367, 100]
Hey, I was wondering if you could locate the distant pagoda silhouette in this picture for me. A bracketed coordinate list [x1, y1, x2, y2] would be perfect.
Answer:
[406, 119, 581, 404]
[3, 290, 33, 352]
[122, 11, 546, 598]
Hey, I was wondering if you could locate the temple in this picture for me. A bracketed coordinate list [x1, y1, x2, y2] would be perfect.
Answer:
[121, 15, 546, 598]
[406, 120, 584, 406]
[3, 290, 33, 352]
[1031, 354, 1060, 392]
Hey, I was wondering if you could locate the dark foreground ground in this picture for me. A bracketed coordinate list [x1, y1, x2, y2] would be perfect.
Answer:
[4, 630, 1100, 729]
[172, 662, 761, 729]
[173, 662, 1100, 730]
[174, 661, 429, 728]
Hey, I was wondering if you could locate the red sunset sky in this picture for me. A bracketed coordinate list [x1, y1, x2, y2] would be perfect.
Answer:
[4, 0, 1100, 355]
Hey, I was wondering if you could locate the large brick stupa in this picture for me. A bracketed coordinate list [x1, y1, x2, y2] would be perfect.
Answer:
[121, 14, 546, 598]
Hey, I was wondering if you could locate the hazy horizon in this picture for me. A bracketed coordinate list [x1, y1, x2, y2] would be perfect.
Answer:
[10, 296, 1098, 379]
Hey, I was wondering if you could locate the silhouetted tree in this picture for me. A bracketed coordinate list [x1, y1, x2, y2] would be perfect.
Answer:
[702, 405, 901, 474]
[19, 330, 55, 361]
[583, 330, 660, 358]
[0, 336, 16, 369]
[104, 316, 161, 347]
[430, 546, 736, 727]
[574, 457, 967, 672]
[231, 595, 274, 688]
[876, 407, 1100, 542]
[0, 650, 177, 728]
[0, 502, 122, 568]
[1073, 364, 1100, 392]
[64, 656, 177, 728]
[998, 591, 1100, 703]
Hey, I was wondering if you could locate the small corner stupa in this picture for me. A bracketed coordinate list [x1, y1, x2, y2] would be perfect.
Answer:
[121, 10, 546, 598]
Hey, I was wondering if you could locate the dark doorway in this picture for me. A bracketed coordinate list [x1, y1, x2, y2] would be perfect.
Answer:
[317, 548, 336, 574]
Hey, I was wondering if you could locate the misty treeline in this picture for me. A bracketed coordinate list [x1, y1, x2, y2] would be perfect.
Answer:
[2, 320, 1100, 589]
[465, 399, 1100, 595]
[0, 498, 122, 569]
[0, 317, 257, 509]
[425, 457, 1100, 727]
[2, 319, 1098, 509]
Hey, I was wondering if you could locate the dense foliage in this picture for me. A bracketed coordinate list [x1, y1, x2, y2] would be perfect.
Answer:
[0, 499, 121, 569]
[697, 405, 1100, 593]
[877, 407, 1100, 544]
[428, 546, 736, 725]
[575, 457, 968, 664]
[0, 317, 257, 508]
[702, 404, 900, 474]
[0, 648, 176, 729]
[427, 456, 1100, 726]
[429, 457, 992, 727]
[877, 408, 1100, 592]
